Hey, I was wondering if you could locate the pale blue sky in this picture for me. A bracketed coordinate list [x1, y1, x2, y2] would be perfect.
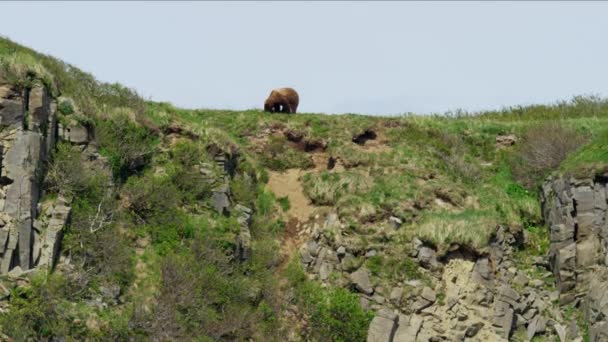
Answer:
[1, 1, 607, 115]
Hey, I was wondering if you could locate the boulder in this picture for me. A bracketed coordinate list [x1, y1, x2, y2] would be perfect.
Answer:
[350, 267, 374, 295]
[417, 246, 440, 270]
[367, 311, 398, 342]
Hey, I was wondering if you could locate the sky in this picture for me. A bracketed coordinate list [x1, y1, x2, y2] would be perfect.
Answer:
[0, 1, 607, 116]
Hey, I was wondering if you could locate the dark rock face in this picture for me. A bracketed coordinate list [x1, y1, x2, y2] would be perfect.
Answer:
[542, 175, 608, 335]
[0, 80, 71, 275]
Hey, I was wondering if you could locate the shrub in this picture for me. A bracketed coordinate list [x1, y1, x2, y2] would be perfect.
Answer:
[286, 261, 372, 342]
[58, 99, 75, 115]
[95, 113, 158, 181]
[122, 173, 181, 225]
[142, 233, 256, 340]
[511, 121, 586, 188]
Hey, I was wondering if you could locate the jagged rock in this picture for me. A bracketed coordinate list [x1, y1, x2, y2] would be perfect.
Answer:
[367, 309, 398, 342]
[300, 244, 314, 264]
[211, 185, 230, 215]
[554, 323, 567, 342]
[472, 257, 493, 285]
[37, 201, 71, 269]
[590, 321, 608, 342]
[341, 254, 361, 272]
[336, 246, 346, 258]
[465, 322, 484, 338]
[350, 267, 374, 295]
[389, 216, 402, 229]
[366, 249, 377, 258]
[393, 314, 423, 342]
[307, 240, 320, 257]
[0, 83, 24, 128]
[529, 279, 544, 288]
[576, 237, 601, 268]
[417, 246, 441, 270]
[495, 134, 517, 147]
[512, 273, 529, 287]
[390, 287, 403, 305]
[7, 265, 23, 278]
[59, 121, 89, 145]
[411, 287, 435, 313]
[319, 262, 333, 281]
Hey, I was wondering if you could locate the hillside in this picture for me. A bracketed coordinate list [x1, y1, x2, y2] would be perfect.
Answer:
[0, 36, 607, 341]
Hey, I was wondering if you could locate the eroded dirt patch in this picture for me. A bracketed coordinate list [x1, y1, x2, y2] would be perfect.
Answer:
[267, 169, 316, 222]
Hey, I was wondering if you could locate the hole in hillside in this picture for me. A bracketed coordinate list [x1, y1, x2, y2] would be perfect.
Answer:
[352, 129, 377, 145]
[284, 130, 304, 143]
[304, 140, 326, 153]
[594, 172, 608, 184]
[327, 156, 337, 170]
[439, 244, 481, 263]
[0, 176, 13, 186]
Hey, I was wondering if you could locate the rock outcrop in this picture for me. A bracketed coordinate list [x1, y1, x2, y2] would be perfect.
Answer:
[542, 174, 608, 338]
[0, 79, 74, 275]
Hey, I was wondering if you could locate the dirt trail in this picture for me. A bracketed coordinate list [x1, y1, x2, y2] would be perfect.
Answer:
[267, 169, 322, 274]
[267, 169, 316, 222]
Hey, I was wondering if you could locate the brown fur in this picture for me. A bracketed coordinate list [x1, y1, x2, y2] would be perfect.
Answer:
[264, 87, 299, 114]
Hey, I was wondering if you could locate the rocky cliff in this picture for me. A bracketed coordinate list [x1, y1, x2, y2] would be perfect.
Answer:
[0, 76, 88, 276]
[542, 174, 608, 341]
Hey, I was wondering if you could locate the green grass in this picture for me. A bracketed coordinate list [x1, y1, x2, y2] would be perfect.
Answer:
[2, 35, 608, 341]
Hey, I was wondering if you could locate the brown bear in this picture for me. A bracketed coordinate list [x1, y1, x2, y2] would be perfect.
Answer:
[264, 87, 299, 114]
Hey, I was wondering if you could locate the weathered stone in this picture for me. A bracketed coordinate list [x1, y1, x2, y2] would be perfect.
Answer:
[393, 314, 423, 342]
[512, 273, 529, 287]
[555, 323, 567, 342]
[390, 287, 403, 305]
[319, 262, 333, 281]
[350, 267, 374, 295]
[28, 86, 51, 134]
[0, 84, 24, 128]
[590, 321, 608, 342]
[572, 186, 595, 213]
[497, 284, 520, 307]
[211, 186, 230, 215]
[235, 229, 251, 262]
[529, 279, 544, 288]
[307, 240, 320, 257]
[496, 307, 514, 339]
[465, 322, 484, 338]
[389, 216, 402, 229]
[496, 134, 517, 147]
[59, 121, 89, 145]
[300, 245, 314, 264]
[367, 312, 397, 342]
[421, 287, 436, 302]
[576, 237, 601, 268]
[417, 246, 440, 270]
[336, 246, 346, 257]
[472, 257, 492, 284]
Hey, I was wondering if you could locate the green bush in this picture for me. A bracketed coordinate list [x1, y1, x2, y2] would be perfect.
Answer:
[58, 99, 75, 115]
[288, 262, 373, 342]
[122, 173, 181, 225]
[96, 113, 158, 181]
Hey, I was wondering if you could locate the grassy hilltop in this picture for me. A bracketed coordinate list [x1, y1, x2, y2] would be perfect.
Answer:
[0, 36, 607, 340]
